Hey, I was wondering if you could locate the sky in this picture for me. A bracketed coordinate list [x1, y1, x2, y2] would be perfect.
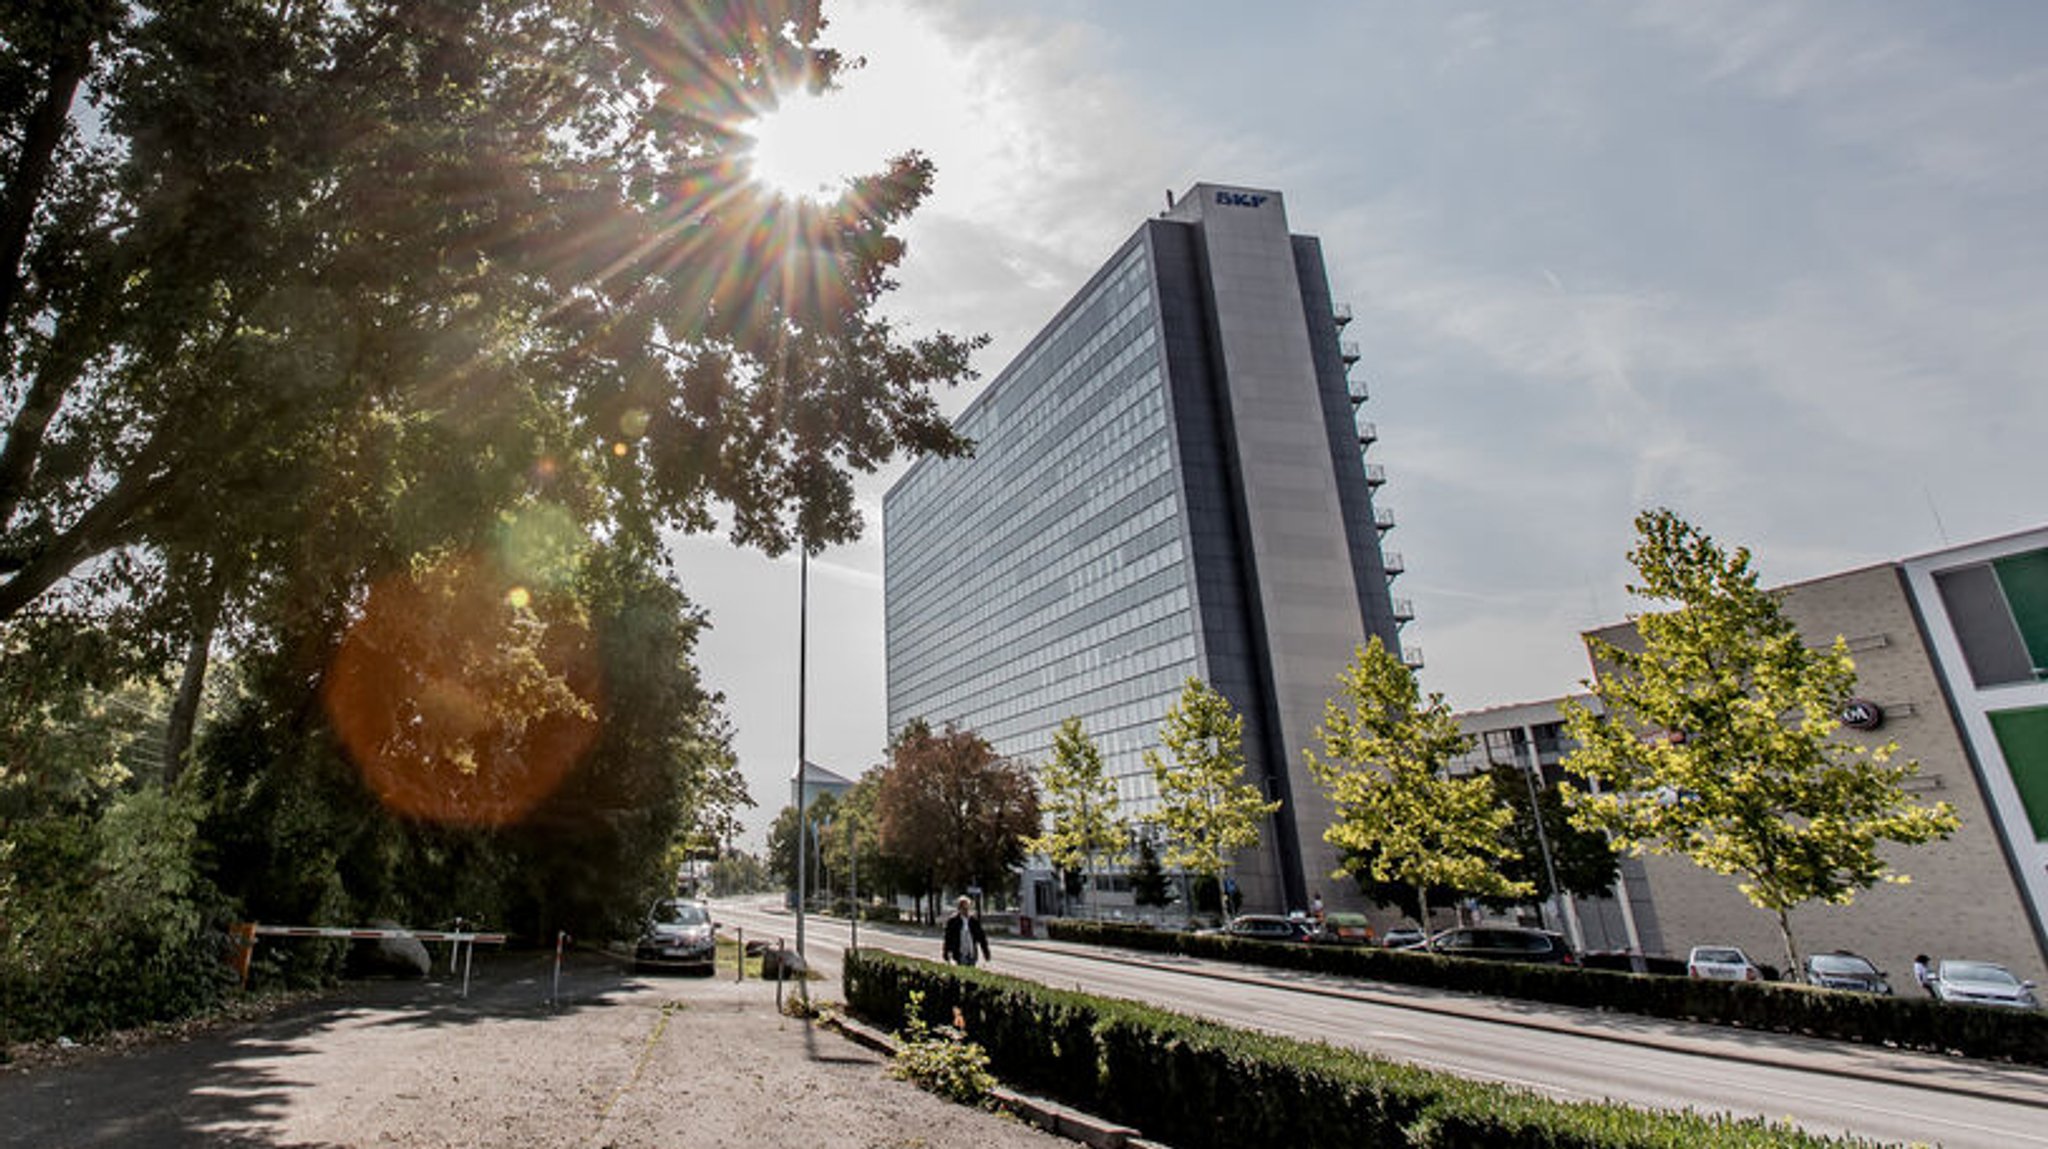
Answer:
[673, 1, 2048, 851]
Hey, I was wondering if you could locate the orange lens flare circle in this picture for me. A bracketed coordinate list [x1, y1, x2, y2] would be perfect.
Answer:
[323, 556, 602, 826]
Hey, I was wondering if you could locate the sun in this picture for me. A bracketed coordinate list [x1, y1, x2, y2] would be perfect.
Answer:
[745, 89, 881, 202]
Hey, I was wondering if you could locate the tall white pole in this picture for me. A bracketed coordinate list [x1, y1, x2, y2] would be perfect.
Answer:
[794, 546, 808, 960]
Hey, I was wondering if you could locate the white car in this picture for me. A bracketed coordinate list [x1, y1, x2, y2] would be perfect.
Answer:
[1932, 960, 2040, 1009]
[1687, 945, 1763, 982]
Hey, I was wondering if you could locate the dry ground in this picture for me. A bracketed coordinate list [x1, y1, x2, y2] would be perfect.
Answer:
[0, 952, 1073, 1149]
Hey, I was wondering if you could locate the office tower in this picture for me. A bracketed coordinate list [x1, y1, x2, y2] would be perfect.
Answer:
[884, 183, 1409, 914]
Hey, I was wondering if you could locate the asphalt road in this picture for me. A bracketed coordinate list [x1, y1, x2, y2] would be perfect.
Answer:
[713, 898, 2048, 1149]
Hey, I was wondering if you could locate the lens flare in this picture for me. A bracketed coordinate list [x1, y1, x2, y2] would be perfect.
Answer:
[323, 556, 601, 826]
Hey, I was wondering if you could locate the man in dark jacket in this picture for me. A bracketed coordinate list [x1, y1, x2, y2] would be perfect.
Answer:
[942, 895, 991, 966]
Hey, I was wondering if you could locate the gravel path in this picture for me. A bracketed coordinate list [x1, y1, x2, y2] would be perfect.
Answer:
[0, 952, 1073, 1149]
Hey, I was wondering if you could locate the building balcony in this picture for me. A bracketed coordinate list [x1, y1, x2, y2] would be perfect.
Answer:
[1339, 340, 1361, 365]
[1382, 550, 1405, 577]
[1356, 420, 1377, 446]
[1374, 505, 1396, 532]
[1333, 301, 1354, 328]
[1347, 379, 1369, 406]
[1391, 596, 1415, 623]
[1363, 462, 1386, 487]
[1402, 645, 1425, 669]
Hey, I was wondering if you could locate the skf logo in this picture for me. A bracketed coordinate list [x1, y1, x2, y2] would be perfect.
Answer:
[1215, 191, 1268, 208]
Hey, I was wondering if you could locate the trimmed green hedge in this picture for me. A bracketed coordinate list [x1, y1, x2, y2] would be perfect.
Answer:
[1044, 919, 2048, 1066]
[843, 950, 1895, 1149]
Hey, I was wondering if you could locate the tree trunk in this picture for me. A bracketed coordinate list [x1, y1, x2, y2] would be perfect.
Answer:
[1774, 906, 1800, 981]
[1417, 885, 1432, 935]
[163, 580, 223, 788]
[0, 30, 92, 354]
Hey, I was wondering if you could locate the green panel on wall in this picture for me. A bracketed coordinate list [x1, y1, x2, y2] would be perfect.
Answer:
[1989, 706, 2048, 841]
[1993, 548, 2048, 678]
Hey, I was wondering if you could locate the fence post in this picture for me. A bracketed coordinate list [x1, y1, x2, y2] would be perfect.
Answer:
[551, 931, 568, 1006]
[734, 927, 744, 983]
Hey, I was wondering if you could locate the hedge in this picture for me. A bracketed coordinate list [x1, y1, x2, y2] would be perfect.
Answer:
[1043, 919, 2048, 1066]
[843, 950, 1896, 1149]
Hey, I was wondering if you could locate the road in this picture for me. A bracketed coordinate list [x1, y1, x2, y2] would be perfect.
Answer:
[714, 898, 2048, 1149]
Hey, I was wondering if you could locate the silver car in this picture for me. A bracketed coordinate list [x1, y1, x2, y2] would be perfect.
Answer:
[634, 899, 717, 974]
[1932, 960, 2039, 1009]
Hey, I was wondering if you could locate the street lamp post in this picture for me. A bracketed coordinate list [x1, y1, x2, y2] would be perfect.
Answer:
[1514, 747, 1583, 953]
[794, 546, 809, 961]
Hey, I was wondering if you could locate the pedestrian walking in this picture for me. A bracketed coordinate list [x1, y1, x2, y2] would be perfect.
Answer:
[1310, 891, 1326, 924]
[943, 895, 991, 967]
[1913, 954, 1938, 998]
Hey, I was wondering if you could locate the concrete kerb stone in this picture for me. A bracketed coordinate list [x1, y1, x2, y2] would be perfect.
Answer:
[822, 1013, 1151, 1149]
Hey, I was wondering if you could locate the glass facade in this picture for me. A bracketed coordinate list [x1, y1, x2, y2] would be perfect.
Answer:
[885, 245, 1197, 812]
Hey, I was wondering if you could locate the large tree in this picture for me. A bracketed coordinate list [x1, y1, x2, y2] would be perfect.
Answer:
[1306, 638, 1530, 930]
[1024, 716, 1126, 917]
[0, 0, 975, 728]
[1563, 509, 1958, 973]
[1143, 678, 1280, 920]
[873, 719, 1039, 920]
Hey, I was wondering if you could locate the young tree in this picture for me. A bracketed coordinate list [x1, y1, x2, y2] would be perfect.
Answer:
[1306, 638, 1531, 930]
[1024, 717, 1126, 917]
[1480, 760, 1619, 909]
[875, 720, 1040, 920]
[1129, 834, 1173, 911]
[1143, 678, 1280, 921]
[1563, 509, 1959, 973]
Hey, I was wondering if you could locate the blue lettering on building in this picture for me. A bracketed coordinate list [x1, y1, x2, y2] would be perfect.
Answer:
[1215, 191, 1268, 208]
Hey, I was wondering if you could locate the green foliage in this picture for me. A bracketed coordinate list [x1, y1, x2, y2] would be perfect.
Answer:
[1143, 679, 1280, 901]
[1129, 836, 1173, 909]
[1025, 717, 1126, 908]
[1044, 919, 2048, 1067]
[1307, 639, 1530, 923]
[1563, 510, 1959, 971]
[888, 988, 997, 1105]
[707, 850, 772, 897]
[1481, 759, 1619, 906]
[844, 950, 1899, 1149]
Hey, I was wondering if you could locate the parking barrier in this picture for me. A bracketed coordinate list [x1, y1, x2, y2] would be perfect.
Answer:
[232, 923, 508, 998]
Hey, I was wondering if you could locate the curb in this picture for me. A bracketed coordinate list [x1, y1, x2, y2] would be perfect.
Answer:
[823, 1014, 1164, 1149]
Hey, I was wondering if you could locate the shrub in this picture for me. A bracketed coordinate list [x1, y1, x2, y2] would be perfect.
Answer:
[844, 951, 1893, 1149]
[888, 989, 997, 1105]
[1045, 919, 2048, 1066]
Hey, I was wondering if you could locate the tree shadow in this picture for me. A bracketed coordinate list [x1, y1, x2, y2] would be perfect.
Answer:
[0, 950, 661, 1147]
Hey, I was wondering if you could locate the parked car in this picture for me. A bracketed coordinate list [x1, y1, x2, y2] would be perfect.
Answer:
[1802, 951, 1893, 995]
[1381, 926, 1427, 950]
[1687, 945, 1764, 982]
[1220, 914, 1318, 944]
[1312, 911, 1377, 946]
[1421, 926, 1577, 966]
[1932, 960, 2040, 1009]
[635, 898, 717, 974]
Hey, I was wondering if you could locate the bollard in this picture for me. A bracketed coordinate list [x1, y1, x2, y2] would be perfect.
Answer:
[734, 927, 745, 983]
[551, 931, 569, 1006]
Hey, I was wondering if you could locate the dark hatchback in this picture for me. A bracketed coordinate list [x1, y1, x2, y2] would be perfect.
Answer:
[635, 899, 717, 974]
[1803, 951, 1893, 995]
[1422, 926, 1577, 966]
[1222, 914, 1319, 944]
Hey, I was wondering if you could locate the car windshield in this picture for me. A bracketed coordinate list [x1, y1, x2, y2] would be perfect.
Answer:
[1693, 948, 1745, 964]
[1810, 954, 1876, 975]
[653, 902, 708, 927]
[1943, 962, 2019, 986]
